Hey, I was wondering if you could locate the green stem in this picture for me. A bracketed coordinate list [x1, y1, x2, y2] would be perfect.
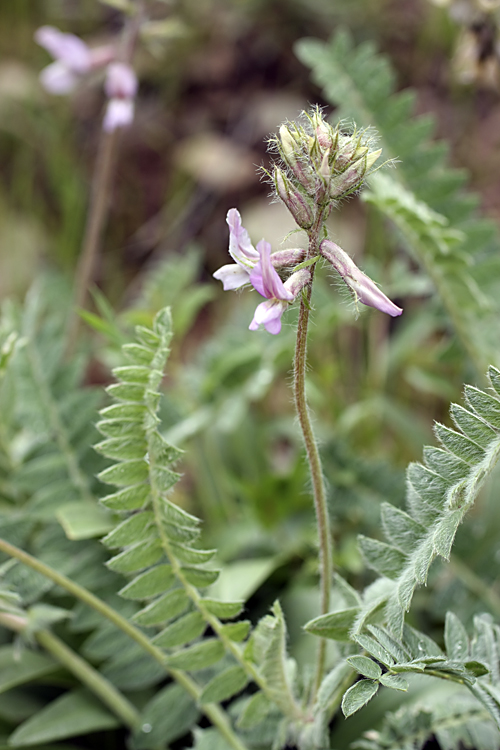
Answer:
[0, 612, 139, 730]
[294, 206, 333, 700]
[0, 538, 249, 750]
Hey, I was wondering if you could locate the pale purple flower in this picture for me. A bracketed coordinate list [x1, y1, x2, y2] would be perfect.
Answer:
[103, 63, 137, 131]
[35, 26, 92, 94]
[213, 209, 260, 290]
[35, 25, 115, 95]
[320, 239, 402, 317]
[248, 240, 295, 334]
[103, 98, 135, 132]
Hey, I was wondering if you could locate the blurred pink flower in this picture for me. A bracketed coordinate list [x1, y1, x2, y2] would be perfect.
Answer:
[35, 25, 92, 94]
[103, 63, 138, 131]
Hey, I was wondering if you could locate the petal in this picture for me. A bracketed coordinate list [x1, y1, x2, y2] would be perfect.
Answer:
[227, 208, 259, 267]
[103, 98, 135, 132]
[249, 299, 287, 334]
[349, 273, 403, 317]
[250, 240, 294, 301]
[35, 26, 91, 73]
[39, 62, 78, 94]
[105, 62, 138, 99]
[213, 264, 250, 290]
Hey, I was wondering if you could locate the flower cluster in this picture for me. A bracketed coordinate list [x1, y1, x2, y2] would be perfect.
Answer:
[272, 108, 383, 226]
[35, 26, 138, 132]
[214, 111, 402, 334]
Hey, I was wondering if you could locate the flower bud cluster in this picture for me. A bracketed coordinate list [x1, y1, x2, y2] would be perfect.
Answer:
[271, 108, 382, 224]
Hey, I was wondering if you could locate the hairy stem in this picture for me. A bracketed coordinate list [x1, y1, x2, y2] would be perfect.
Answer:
[294, 206, 333, 700]
[0, 538, 249, 750]
[0, 612, 140, 729]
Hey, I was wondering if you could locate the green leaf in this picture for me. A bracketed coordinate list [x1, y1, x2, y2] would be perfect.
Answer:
[153, 611, 206, 648]
[236, 692, 271, 730]
[304, 607, 359, 641]
[123, 343, 155, 365]
[100, 485, 150, 511]
[102, 512, 154, 549]
[347, 656, 382, 680]
[0, 646, 57, 694]
[341, 680, 379, 717]
[451, 403, 498, 450]
[358, 536, 406, 578]
[99, 403, 147, 421]
[133, 588, 189, 626]
[380, 504, 426, 555]
[354, 635, 394, 667]
[119, 564, 175, 600]
[94, 437, 147, 460]
[107, 539, 163, 573]
[433, 423, 484, 464]
[98, 460, 149, 487]
[202, 599, 244, 620]
[132, 683, 199, 749]
[182, 567, 219, 587]
[199, 666, 248, 704]
[219, 620, 251, 642]
[165, 639, 224, 670]
[112, 365, 152, 384]
[379, 673, 409, 691]
[169, 542, 216, 565]
[105, 382, 145, 402]
[57, 503, 114, 540]
[8, 690, 119, 745]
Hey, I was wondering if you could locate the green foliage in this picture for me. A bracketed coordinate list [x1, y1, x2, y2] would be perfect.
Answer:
[296, 30, 500, 374]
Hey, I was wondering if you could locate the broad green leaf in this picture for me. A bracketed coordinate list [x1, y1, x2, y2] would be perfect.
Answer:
[219, 620, 251, 642]
[133, 588, 189, 626]
[347, 655, 382, 680]
[236, 692, 271, 730]
[100, 485, 150, 511]
[107, 539, 163, 573]
[379, 674, 408, 691]
[98, 460, 149, 487]
[106, 382, 145, 402]
[165, 639, 224, 670]
[199, 666, 248, 704]
[122, 343, 155, 365]
[119, 564, 175, 600]
[202, 599, 244, 620]
[304, 607, 359, 641]
[94, 437, 147, 461]
[341, 680, 379, 717]
[132, 683, 199, 749]
[358, 536, 406, 579]
[9, 690, 119, 745]
[153, 611, 206, 648]
[182, 567, 219, 587]
[169, 542, 216, 565]
[102, 512, 154, 549]
[99, 403, 147, 421]
[354, 635, 395, 667]
[0, 646, 57, 694]
[56, 503, 114, 540]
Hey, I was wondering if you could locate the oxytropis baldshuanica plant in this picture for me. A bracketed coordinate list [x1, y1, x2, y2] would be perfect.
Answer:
[214, 106, 402, 698]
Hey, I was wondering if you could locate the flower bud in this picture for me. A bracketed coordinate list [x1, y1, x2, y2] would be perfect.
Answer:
[320, 239, 402, 317]
[274, 168, 314, 228]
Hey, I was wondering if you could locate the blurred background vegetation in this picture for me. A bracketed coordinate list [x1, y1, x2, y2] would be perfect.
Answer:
[2, 0, 500, 737]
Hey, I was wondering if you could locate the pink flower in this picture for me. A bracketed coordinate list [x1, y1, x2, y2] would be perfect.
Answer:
[35, 25, 92, 94]
[103, 62, 138, 131]
[248, 240, 295, 334]
[320, 239, 402, 317]
[213, 209, 260, 290]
